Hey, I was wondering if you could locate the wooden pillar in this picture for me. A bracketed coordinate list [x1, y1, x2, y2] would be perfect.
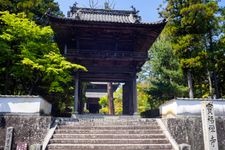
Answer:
[122, 74, 138, 115]
[64, 44, 67, 54]
[123, 82, 130, 115]
[78, 81, 83, 114]
[107, 82, 115, 115]
[128, 79, 134, 114]
[132, 74, 138, 114]
[74, 72, 79, 114]
[122, 80, 135, 115]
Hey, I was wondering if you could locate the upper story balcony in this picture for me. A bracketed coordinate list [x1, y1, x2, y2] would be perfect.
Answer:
[64, 49, 148, 61]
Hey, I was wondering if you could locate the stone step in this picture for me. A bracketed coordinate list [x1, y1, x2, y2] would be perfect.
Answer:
[49, 139, 169, 144]
[57, 125, 160, 130]
[47, 118, 173, 150]
[54, 129, 163, 134]
[47, 144, 173, 150]
[52, 134, 166, 139]
[61, 120, 158, 126]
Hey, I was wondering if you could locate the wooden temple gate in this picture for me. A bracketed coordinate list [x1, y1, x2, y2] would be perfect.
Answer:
[49, 4, 165, 115]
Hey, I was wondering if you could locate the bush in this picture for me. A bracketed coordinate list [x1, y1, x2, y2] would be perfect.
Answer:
[140, 109, 160, 118]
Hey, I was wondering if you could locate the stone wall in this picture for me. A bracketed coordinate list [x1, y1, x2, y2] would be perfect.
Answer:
[162, 117, 225, 150]
[0, 115, 52, 150]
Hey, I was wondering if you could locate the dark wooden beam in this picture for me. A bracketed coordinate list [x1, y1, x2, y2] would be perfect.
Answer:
[79, 73, 133, 82]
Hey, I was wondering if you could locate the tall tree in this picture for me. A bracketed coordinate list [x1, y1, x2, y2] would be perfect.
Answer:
[139, 32, 187, 104]
[0, 11, 86, 113]
[161, 0, 220, 98]
[215, 6, 225, 98]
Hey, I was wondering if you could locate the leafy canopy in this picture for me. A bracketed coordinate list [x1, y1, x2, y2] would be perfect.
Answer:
[0, 11, 86, 96]
[0, 0, 62, 24]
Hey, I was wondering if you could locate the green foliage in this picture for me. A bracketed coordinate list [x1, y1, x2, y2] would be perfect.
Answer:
[99, 87, 122, 115]
[99, 95, 108, 114]
[137, 83, 150, 112]
[99, 84, 152, 114]
[139, 33, 187, 108]
[158, 0, 225, 98]
[0, 0, 62, 24]
[0, 11, 86, 114]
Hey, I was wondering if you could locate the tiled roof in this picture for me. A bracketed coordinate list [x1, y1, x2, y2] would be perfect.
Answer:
[67, 7, 141, 24]
[0, 95, 40, 98]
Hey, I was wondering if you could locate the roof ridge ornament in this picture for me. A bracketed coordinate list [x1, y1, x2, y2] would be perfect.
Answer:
[68, 2, 79, 17]
[104, 2, 110, 10]
[130, 6, 141, 23]
[73, 2, 78, 8]
[131, 5, 139, 14]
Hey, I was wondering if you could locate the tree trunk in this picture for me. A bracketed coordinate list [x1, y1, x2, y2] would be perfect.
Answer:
[107, 82, 114, 115]
[28, 77, 40, 95]
[207, 70, 213, 98]
[187, 70, 194, 98]
[213, 72, 220, 98]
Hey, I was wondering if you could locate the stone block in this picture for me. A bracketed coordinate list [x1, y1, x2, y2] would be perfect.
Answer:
[179, 143, 191, 150]
[16, 142, 27, 150]
[29, 144, 41, 150]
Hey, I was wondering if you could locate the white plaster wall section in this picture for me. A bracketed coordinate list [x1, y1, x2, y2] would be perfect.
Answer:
[160, 99, 177, 118]
[177, 100, 201, 115]
[213, 101, 225, 116]
[0, 96, 52, 115]
[40, 98, 52, 115]
[160, 99, 225, 117]
[0, 98, 40, 113]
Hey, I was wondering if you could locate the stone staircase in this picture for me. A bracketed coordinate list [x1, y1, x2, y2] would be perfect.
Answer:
[47, 117, 174, 150]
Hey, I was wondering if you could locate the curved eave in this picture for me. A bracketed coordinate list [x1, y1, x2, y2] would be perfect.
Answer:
[48, 15, 167, 29]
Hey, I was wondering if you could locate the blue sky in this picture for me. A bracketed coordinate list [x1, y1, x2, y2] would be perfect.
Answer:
[55, 0, 225, 22]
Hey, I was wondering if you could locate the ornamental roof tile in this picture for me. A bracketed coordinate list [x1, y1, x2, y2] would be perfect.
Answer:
[67, 7, 142, 24]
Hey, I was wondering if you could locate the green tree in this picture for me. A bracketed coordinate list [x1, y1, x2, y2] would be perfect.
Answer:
[139, 33, 187, 106]
[161, 0, 220, 98]
[99, 84, 151, 115]
[216, 7, 225, 98]
[0, 0, 62, 24]
[137, 83, 150, 112]
[0, 11, 86, 113]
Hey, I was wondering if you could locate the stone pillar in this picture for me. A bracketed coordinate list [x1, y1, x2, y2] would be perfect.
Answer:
[74, 72, 79, 114]
[4, 127, 13, 150]
[201, 101, 218, 150]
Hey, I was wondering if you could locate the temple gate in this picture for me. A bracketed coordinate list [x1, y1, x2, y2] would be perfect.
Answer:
[48, 4, 165, 115]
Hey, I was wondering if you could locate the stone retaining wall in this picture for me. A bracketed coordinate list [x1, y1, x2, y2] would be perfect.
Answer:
[0, 115, 52, 150]
[162, 117, 225, 150]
